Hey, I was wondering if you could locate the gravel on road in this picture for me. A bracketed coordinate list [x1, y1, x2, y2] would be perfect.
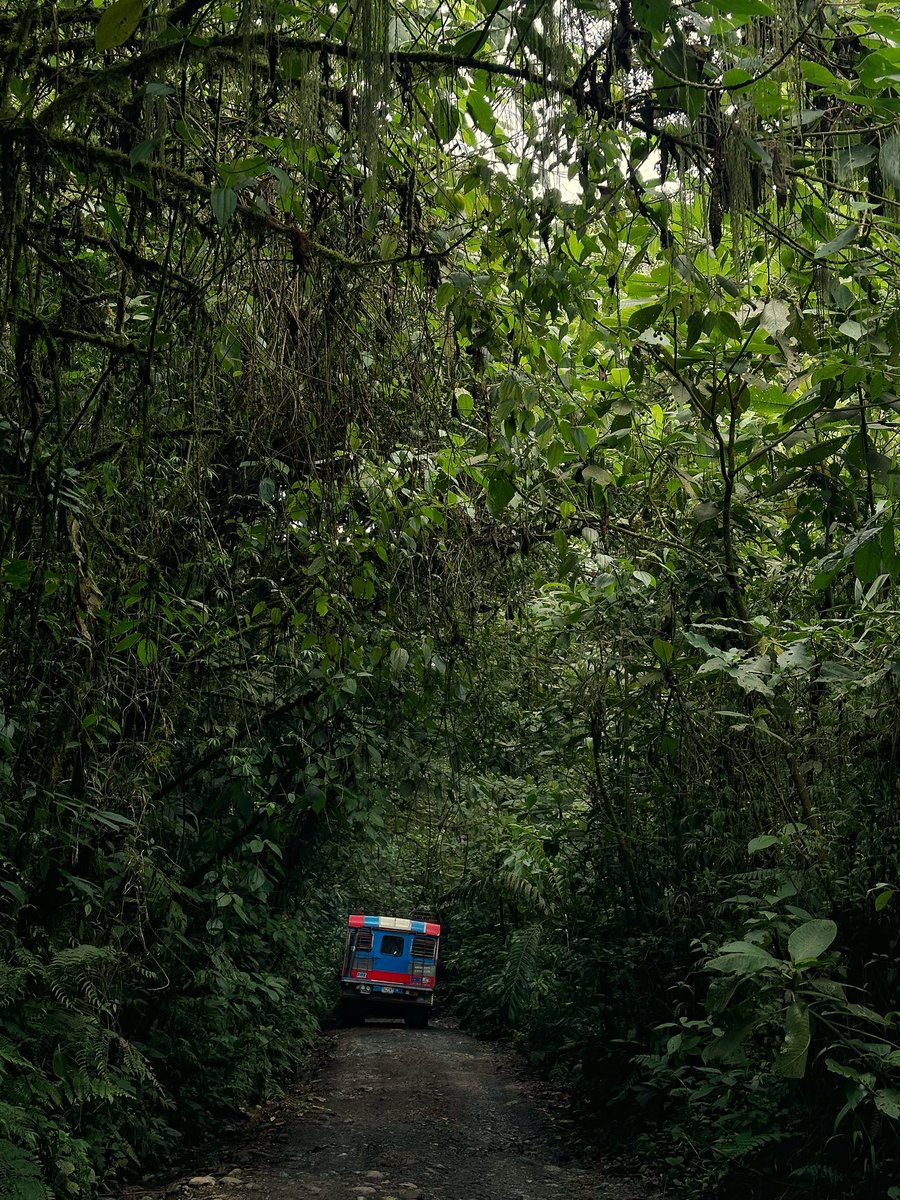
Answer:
[116, 1020, 653, 1200]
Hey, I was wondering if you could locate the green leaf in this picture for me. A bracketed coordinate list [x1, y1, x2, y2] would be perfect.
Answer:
[702, 1018, 756, 1062]
[799, 60, 842, 89]
[306, 784, 327, 812]
[582, 464, 612, 486]
[717, 940, 776, 959]
[0, 880, 26, 904]
[0, 558, 33, 589]
[748, 834, 780, 854]
[136, 638, 158, 667]
[834, 142, 877, 180]
[94, 810, 136, 827]
[217, 156, 267, 187]
[721, 67, 753, 88]
[115, 631, 142, 653]
[788, 918, 837, 963]
[129, 138, 158, 166]
[487, 473, 515, 516]
[632, 0, 672, 31]
[707, 951, 775, 975]
[707, 0, 774, 13]
[433, 95, 459, 144]
[716, 311, 742, 340]
[211, 186, 238, 228]
[467, 90, 495, 134]
[855, 539, 881, 585]
[879, 133, 900, 189]
[652, 638, 673, 664]
[874, 1088, 900, 1119]
[96, 0, 145, 50]
[389, 646, 409, 672]
[773, 1000, 811, 1078]
[571, 427, 591, 456]
[866, 12, 900, 38]
[628, 303, 664, 334]
[845, 1002, 887, 1026]
[813, 225, 858, 259]
[839, 319, 863, 341]
[856, 50, 900, 90]
[788, 436, 848, 468]
[454, 29, 487, 56]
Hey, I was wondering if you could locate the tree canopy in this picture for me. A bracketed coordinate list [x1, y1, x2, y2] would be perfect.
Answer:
[1, 0, 899, 1196]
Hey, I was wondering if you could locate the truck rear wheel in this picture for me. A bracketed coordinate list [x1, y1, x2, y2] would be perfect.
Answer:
[404, 1007, 428, 1029]
[342, 1000, 365, 1026]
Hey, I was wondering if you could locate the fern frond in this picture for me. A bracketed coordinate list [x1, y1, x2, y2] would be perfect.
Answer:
[493, 925, 543, 1021]
[0, 1139, 51, 1200]
[0, 1037, 32, 1072]
[47, 945, 117, 1011]
[0, 1104, 38, 1146]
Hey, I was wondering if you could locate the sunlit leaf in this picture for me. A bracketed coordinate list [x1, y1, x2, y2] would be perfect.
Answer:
[774, 1000, 811, 1078]
[96, 0, 144, 50]
[788, 919, 837, 963]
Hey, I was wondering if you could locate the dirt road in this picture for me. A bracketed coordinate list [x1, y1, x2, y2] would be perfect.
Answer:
[124, 1021, 650, 1200]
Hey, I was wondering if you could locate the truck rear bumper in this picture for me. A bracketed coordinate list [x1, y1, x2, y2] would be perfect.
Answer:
[340, 981, 433, 1008]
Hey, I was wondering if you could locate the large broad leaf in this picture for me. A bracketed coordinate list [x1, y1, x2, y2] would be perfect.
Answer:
[0, 880, 26, 904]
[788, 918, 837, 963]
[707, 950, 775, 975]
[707, 0, 774, 13]
[466, 88, 495, 134]
[96, 0, 144, 50]
[834, 141, 878, 180]
[787, 436, 848, 469]
[211, 186, 238, 229]
[800, 60, 843, 90]
[879, 133, 900, 189]
[774, 1000, 811, 1078]
[717, 940, 775, 958]
[632, 0, 672, 33]
[702, 1018, 756, 1063]
[486, 473, 515, 516]
[433, 96, 460, 144]
[759, 299, 790, 336]
[855, 539, 882, 585]
[748, 834, 780, 854]
[813, 225, 858, 260]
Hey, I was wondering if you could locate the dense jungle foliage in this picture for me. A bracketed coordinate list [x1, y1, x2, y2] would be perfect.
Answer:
[2, 0, 900, 1195]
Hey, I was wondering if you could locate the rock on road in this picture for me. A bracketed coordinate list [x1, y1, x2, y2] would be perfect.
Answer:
[122, 1022, 650, 1200]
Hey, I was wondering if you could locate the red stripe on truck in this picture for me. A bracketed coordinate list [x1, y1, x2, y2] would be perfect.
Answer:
[349, 969, 435, 987]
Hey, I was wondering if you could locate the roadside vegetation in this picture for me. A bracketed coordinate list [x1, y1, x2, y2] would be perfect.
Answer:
[1, 0, 898, 1196]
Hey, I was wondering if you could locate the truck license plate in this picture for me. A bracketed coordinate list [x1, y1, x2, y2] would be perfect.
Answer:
[380, 986, 395, 994]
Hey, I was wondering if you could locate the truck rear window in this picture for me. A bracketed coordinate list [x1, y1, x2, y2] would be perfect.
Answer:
[380, 934, 405, 956]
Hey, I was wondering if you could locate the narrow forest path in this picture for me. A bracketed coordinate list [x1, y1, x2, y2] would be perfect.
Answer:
[119, 1021, 652, 1200]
